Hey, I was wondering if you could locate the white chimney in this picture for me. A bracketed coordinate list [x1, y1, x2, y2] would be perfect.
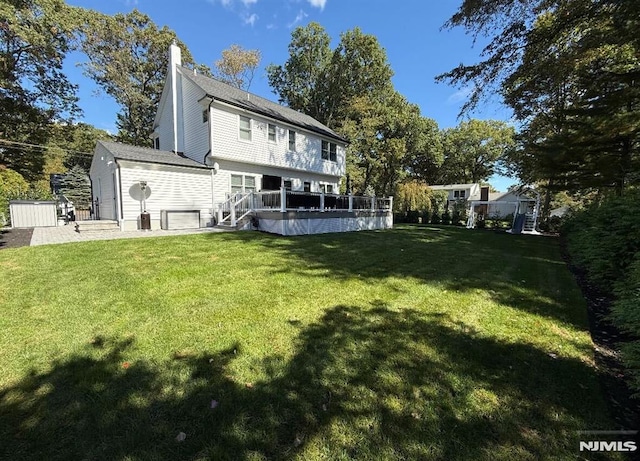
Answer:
[169, 41, 182, 155]
[169, 40, 182, 70]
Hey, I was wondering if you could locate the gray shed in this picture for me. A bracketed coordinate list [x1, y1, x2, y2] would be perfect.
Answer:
[9, 200, 58, 228]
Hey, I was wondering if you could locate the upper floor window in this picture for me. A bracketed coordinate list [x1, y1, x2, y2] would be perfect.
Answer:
[239, 116, 251, 141]
[322, 141, 337, 162]
[283, 180, 292, 191]
[303, 182, 311, 192]
[153, 137, 160, 150]
[288, 130, 296, 151]
[320, 184, 334, 194]
[268, 124, 277, 143]
[202, 109, 208, 123]
[453, 190, 466, 199]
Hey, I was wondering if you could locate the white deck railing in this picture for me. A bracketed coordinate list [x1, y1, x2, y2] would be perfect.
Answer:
[218, 189, 393, 227]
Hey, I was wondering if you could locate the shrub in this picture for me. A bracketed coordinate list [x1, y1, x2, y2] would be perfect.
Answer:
[611, 254, 640, 395]
[441, 210, 451, 225]
[562, 191, 640, 294]
[539, 215, 564, 233]
[430, 210, 441, 224]
[563, 191, 640, 395]
[0, 168, 29, 226]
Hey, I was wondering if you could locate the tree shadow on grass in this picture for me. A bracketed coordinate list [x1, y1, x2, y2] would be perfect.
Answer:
[212, 225, 588, 330]
[0, 304, 616, 460]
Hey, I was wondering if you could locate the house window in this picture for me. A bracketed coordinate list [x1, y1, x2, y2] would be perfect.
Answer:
[231, 175, 256, 194]
[330, 144, 337, 162]
[460, 190, 466, 199]
[202, 109, 208, 123]
[154, 137, 160, 150]
[303, 182, 311, 192]
[231, 175, 243, 194]
[322, 141, 337, 162]
[268, 124, 276, 143]
[245, 176, 256, 192]
[239, 116, 251, 141]
[283, 180, 292, 191]
[453, 191, 459, 199]
[320, 184, 334, 194]
[326, 184, 334, 194]
[321, 141, 329, 160]
[288, 130, 296, 151]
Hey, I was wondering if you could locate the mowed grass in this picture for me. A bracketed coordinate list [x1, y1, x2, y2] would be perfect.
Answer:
[0, 225, 618, 460]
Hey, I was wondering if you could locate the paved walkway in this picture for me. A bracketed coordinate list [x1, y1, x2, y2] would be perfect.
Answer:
[30, 224, 228, 246]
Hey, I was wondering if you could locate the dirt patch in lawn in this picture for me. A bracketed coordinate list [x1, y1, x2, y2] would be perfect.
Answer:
[0, 228, 33, 249]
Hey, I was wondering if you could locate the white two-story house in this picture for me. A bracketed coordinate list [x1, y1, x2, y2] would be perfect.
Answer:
[90, 44, 392, 234]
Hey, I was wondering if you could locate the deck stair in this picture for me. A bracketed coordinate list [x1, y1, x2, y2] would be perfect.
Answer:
[75, 220, 119, 232]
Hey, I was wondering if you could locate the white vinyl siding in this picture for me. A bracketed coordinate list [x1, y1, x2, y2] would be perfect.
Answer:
[156, 89, 175, 152]
[181, 74, 209, 163]
[118, 161, 213, 230]
[210, 103, 345, 177]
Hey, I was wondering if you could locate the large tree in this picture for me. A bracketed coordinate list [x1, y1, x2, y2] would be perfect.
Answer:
[268, 23, 442, 196]
[267, 24, 394, 129]
[214, 45, 260, 90]
[439, 0, 640, 195]
[0, 0, 83, 180]
[438, 119, 515, 184]
[79, 9, 205, 147]
[266, 23, 333, 126]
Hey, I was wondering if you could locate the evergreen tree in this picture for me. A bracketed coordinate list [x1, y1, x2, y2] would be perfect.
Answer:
[60, 165, 91, 207]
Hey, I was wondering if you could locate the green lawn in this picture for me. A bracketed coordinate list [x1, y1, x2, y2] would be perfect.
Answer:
[0, 225, 618, 460]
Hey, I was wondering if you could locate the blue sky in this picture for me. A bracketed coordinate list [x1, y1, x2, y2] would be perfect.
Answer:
[65, 0, 515, 190]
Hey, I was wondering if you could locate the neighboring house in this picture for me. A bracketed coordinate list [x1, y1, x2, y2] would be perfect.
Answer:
[429, 183, 535, 219]
[90, 43, 392, 234]
[429, 183, 481, 205]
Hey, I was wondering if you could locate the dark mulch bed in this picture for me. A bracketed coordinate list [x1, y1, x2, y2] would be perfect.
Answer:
[561, 238, 640, 459]
[0, 227, 33, 250]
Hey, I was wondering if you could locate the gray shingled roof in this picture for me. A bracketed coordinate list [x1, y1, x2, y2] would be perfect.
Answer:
[99, 141, 209, 169]
[179, 66, 348, 144]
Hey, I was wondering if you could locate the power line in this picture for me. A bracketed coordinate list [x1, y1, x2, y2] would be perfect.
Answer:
[0, 138, 95, 157]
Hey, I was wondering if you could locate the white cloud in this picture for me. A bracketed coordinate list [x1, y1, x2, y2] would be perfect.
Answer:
[287, 10, 308, 28]
[447, 86, 473, 104]
[243, 13, 259, 26]
[306, 0, 326, 10]
[241, 0, 258, 5]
